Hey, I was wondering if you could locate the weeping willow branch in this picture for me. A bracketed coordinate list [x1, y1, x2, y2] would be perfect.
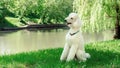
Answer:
[73, 0, 117, 32]
[106, 14, 116, 18]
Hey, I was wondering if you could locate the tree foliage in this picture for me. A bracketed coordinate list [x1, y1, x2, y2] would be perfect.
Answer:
[0, 0, 73, 24]
[40, 0, 73, 24]
[0, 0, 6, 23]
[73, 0, 120, 32]
[7, 0, 43, 18]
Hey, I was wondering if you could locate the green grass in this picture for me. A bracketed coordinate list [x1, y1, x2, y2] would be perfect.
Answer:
[0, 40, 120, 68]
[1, 17, 39, 28]
[5, 17, 24, 27]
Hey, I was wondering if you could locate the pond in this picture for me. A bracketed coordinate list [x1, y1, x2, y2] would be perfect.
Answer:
[0, 29, 114, 55]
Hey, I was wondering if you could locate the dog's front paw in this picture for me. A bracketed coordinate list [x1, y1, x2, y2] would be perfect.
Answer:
[60, 57, 64, 61]
[66, 57, 73, 62]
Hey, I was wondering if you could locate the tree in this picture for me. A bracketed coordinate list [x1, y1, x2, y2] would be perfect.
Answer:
[39, 0, 73, 24]
[73, 0, 120, 39]
[0, 0, 8, 24]
[6, 0, 73, 24]
[0, 0, 11, 24]
[0, 0, 17, 28]
[0, 1, 5, 24]
[7, 0, 42, 24]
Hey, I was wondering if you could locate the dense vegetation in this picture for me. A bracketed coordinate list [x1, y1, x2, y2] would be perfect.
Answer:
[0, 40, 120, 68]
[0, 0, 73, 26]
[73, 0, 120, 38]
[1, 0, 120, 38]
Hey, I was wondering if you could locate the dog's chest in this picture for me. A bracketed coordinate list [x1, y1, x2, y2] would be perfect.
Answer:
[66, 34, 73, 41]
[66, 33, 79, 44]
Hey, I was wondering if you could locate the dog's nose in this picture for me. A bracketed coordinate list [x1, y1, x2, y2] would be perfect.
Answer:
[64, 19, 67, 22]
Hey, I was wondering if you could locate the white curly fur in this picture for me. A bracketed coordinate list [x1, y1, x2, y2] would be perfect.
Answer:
[60, 13, 90, 62]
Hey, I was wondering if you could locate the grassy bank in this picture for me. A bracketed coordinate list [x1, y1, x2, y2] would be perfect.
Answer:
[5, 17, 22, 27]
[0, 17, 24, 28]
[0, 40, 120, 68]
[0, 17, 39, 28]
[1, 17, 66, 30]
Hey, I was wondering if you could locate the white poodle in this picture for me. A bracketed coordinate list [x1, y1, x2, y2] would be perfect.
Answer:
[60, 13, 90, 62]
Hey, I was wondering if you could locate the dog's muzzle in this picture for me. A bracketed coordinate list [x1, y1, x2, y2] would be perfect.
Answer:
[64, 19, 72, 25]
[67, 23, 72, 25]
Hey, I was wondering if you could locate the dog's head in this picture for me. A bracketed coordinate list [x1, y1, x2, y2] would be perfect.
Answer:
[65, 13, 82, 28]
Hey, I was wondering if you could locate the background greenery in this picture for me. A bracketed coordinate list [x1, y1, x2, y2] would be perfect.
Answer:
[0, 0, 120, 34]
[0, 0, 73, 27]
[0, 0, 120, 67]
[73, 0, 120, 32]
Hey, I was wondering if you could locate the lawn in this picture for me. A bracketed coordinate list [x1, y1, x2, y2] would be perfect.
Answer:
[0, 40, 120, 68]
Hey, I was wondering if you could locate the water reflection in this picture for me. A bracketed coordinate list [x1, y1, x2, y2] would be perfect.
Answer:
[0, 29, 114, 55]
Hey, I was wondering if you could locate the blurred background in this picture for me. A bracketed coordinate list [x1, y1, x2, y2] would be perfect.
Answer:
[0, 0, 120, 55]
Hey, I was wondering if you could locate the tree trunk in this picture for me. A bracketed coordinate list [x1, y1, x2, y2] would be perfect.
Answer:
[114, 5, 120, 39]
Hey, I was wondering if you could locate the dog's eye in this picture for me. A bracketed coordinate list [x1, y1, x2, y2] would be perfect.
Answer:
[71, 17, 73, 20]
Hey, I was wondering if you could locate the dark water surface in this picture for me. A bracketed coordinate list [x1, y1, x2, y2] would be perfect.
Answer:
[0, 29, 114, 55]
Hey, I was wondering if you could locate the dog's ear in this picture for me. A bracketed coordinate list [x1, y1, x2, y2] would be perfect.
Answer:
[76, 14, 79, 18]
[78, 19, 83, 27]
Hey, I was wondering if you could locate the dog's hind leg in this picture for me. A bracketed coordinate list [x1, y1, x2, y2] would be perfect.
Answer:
[76, 50, 87, 62]
[60, 43, 70, 61]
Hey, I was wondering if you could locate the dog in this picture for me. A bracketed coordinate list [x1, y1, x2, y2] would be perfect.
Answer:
[60, 13, 90, 62]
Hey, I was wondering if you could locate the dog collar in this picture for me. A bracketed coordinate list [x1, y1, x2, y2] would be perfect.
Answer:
[70, 30, 79, 36]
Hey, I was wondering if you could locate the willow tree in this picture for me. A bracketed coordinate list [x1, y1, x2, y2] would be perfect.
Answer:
[73, 0, 120, 39]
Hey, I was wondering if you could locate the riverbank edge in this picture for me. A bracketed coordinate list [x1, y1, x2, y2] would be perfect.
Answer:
[0, 24, 68, 31]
